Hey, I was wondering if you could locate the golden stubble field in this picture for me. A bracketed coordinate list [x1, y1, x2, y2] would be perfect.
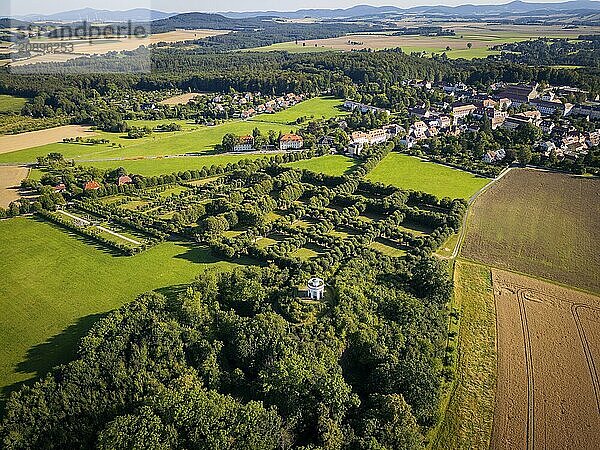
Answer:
[0, 125, 96, 154]
[0, 166, 29, 207]
[491, 269, 600, 450]
[292, 23, 600, 53]
[159, 92, 204, 105]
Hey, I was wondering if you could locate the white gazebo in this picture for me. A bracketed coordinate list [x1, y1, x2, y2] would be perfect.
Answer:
[307, 277, 325, 300]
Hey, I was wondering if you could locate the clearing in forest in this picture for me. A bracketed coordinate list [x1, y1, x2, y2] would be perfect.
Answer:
[491, 269, 600, 450]
[462, 169, 600, 294]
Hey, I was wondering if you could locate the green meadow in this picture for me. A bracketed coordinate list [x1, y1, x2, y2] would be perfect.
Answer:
[0, 217, 247, 406]
[367, 153, 491, 200]
[284, 154, 358, 176]
[249, 96, 346, 124]
[0, 95, 28, 113]
[0, 96, 344, 165]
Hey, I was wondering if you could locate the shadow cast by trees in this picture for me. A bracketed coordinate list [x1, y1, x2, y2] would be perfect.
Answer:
[31, 215, 125, 258]
[1, 313, 107, 415]
[173, 243, 259, 267]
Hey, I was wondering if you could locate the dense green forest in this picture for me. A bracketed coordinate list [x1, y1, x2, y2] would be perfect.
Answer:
[0, 253, 451, 449]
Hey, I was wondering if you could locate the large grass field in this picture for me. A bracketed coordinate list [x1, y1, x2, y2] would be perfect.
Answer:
[0, 120, 296, 164]
[0, 95, 27, 113]
[366, 153, 491, 200]
[461, 169, 600, 293]
[431, 260, 497, 450]
[284, 154, 358, 176]
[0, 217, 246, 407]
[249, 96, 346, 124]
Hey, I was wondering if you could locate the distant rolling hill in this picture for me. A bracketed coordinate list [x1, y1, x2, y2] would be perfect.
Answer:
[219, 0, 600, 19]
[15, 8, 174, 22]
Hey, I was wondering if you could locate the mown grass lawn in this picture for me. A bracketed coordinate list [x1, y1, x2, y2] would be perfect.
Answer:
[250, 96, 346, 124]
[0, 217, 246, 407]
[430, 260, 496, 450]
[366, 153, 491, 200]
[0, 95, 28, 113]
[284, 154, 358, 176]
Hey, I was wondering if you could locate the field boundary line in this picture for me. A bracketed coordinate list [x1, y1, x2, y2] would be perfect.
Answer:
[457, 255, 600, 298]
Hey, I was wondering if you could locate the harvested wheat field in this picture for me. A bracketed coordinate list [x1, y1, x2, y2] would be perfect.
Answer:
[492, 269, 600, 450]
[0, 166, 28, 207]
[462, 169, 600, 294]
[0, 125, 95, 154]
[159, 92, 203, 105]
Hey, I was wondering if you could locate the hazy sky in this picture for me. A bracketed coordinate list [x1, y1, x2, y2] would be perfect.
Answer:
[3, 0, 579, 16]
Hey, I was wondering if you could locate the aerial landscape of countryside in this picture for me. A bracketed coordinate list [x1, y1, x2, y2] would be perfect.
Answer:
[0, 0, 599, 448]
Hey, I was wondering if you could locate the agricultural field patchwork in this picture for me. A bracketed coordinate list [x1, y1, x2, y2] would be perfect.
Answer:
[366, 153, 491, 200]
[248, 23, 600, 59]
[10, 29, 231, 67]
[462, 169, 600, 294]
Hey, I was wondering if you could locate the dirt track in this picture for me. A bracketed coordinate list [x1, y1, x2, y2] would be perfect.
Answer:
[491, 269, 600, 450]
[0, 125, 95, 154]
[0, 166, 28, 207]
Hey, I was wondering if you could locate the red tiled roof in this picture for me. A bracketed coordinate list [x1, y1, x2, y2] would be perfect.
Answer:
[84, 181, 101, 190]
[118, 175, 132, 186]
[280, 133, 303, 142]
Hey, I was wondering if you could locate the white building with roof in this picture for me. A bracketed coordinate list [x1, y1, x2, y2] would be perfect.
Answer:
[307, 278, 325, 300]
